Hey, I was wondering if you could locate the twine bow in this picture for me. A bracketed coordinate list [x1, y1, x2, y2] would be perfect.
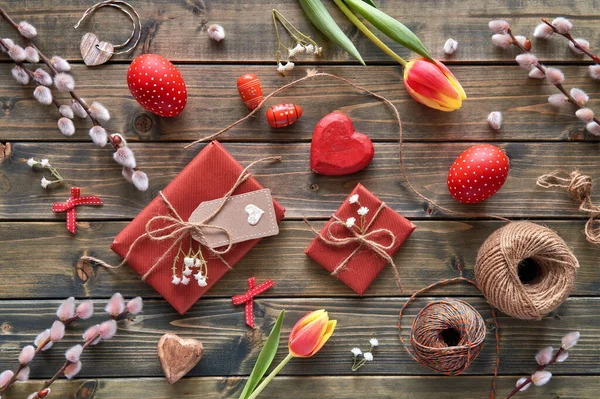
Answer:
[53, 187, 103, 234]
[537, 170, 600, 244]
[232, 277, 275, 328]
[305, 202, 404, 292]
[80, 157, 282, 279]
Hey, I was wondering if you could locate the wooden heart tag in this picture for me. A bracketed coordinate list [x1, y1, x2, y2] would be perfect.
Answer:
[157, 333, 203, 384]
[80, 32, 114, 66]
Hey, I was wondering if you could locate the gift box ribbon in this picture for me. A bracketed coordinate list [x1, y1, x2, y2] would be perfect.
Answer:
[53, 187, 103, 234]
[305, 202, 404, 292]
[232, 277, 275, 328]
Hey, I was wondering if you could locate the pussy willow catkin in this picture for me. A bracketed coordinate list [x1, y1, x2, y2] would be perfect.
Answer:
[410, 299, 486, 375]
[475, 221, 579, 320]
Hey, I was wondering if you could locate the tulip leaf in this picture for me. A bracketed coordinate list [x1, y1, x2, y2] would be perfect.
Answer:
[361, 0, 377, 7]
[298, 0, 366, 65]
[238, 310, 286, 399]
[343, 0, 434, 62]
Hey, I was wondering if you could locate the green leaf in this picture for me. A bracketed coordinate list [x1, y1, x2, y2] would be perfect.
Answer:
[343, 0, 433, 61]
[238, 310, 286, 399]
[298, 0, 366, 65]
[361, 0, 377, 7]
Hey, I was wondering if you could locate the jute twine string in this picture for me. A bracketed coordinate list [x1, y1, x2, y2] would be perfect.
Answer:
[475, 221, 579, 320]
[303, 202, 404, 291]
[81, 157, 281, 279]
[398, 277, 500, 399]
[537, 170, 600, 244]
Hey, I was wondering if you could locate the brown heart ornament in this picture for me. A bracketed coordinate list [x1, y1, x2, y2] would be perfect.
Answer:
[80, 32, 114, 66]
[157, 333, 204, 384]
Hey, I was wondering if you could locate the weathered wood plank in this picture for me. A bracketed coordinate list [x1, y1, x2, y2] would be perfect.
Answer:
[0, 298, 595, 377]
[2, 376, 598, 399]
[0, 0, 599, 63]
[0, 220, 597, 299]
[2, 142, 600, 219]
[1, 64, 598, 143]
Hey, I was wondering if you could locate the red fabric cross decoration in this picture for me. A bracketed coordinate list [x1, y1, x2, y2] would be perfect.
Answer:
[52, 187, 103, 234]
[232, 277, 275, 328]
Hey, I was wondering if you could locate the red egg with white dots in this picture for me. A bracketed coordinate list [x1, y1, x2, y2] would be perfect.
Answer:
[447, 144, 510, 204]
[127, 54, 187, 117]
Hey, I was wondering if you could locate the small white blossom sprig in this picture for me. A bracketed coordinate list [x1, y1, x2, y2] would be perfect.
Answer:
[171, 236, 209, 287]
[489, 19, 600, 137]
[26, 158, 64, 189]
[0, 8, 149, 191]
[350, 338, 379, 371]
[24, 293, 143, 399]
[534, 17, 600, 79]
[272, 9, 322, 75]
[345, 194, 370, 234]
[0, 297, 94, 397]
[505, 331, 580, 398]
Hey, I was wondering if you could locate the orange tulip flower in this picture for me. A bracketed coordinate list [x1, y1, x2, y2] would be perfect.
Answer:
[288, 309, 337, 357]
[403, 58, 467, 112]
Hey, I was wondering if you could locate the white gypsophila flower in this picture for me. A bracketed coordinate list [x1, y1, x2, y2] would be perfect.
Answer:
[8, 44, 26, 62]
[363, 352, 373, 361]
[369, 338, 379, 347]
[132, 170, 149, 191]
[277, 62, 286, 75]
[51, 56, 71, 72]
[289, 43, 304, 58]
[570, 88, 589, 105]
[535, 346, 554, 366]
[59, 104, 74, 119]
[183, 267, 192, 276]
[11, 65, 30, 85]
[533, 23, 554, 39]
[196, 275, 208, 287]
[33, 86, 53, 105]
[346, 217, 356, 229]
[351, 347, 362, 357]
[207, 24, 225, 42]
[357, 206, 369, 216]
[561, 331, 580, 349]
[575, 108, 594, 123]
[89, 101, 110, 121]
[58, 117, 75, 136]
[54, 73, 75, 92]
[548, 93, 567, 106]
[443, 38, 458, 55]
[315, 47, 323, 55]
[172, 275, 181, 285]
[284, 61, 295, 71]
[40, 159, 49, 167]
[531, 370, 552, 386]
[41, 177, 52, 189]
[181, 276, 191, 285]
[18, 21, 37, 38]
[515, 377, 531, 391]
[71, 99, 88, 118]
[24, 46, 39, 63]
[488, 20, 510, 34]
[552, 17, 572, 34]
[26, 158, 38, 167]
[33, 68, 52, 86]
[349, 194, 359, 204]
[89, 126, 108, 147]
[528, 67, 546, 79]
[487, 111, 502, 130]
[184, 257, 194, 267]
[589, 65, 600, 80]
[569, 38, 590, 55]
[305, 44, 315, 54]
[194, 258, 202, 267]
[586, 122, 600, 136]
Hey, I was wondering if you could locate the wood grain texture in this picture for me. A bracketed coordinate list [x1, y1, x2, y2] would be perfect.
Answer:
[0, 0, 599, 63]
[0, 220, 597, 299]
[0, 298, 596, 378]
[1, 376, 599, 399]
[2, 142, 600, 219]
[1, 64, 599, 143]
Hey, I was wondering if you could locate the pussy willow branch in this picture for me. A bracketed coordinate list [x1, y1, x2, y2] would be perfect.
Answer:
[541, 19, 600, 64]
[504, 347, 565, 399]
[506, 27, 600, 126]
[0, 315, 78, 396]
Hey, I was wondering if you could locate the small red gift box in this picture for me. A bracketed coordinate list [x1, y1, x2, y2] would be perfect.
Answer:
[305, 184, 415, 295]
[111, 141, 285, 314]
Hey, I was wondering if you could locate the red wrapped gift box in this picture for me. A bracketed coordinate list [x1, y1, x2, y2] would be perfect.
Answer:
[305, 184, 415, 295]
[111, 141, 285, 314]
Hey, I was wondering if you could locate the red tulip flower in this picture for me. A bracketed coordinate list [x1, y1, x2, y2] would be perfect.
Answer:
[403, 58, 467, 112]
[288, 309, 337, 357]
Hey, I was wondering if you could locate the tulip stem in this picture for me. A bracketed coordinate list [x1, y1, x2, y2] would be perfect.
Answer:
[332, 0, 407, 66]
[247, 353, 294, 399]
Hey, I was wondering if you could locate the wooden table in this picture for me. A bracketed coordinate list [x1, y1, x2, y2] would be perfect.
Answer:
[1, 1, 598, 398]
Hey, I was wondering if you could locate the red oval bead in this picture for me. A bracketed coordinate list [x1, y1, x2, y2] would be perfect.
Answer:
[266, 104, 303, 128]
[237, 73, 263, 110]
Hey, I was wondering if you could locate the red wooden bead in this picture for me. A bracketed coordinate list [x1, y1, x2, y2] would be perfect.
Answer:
[266, 103, 303, 128]
[237, 74, 263, 110]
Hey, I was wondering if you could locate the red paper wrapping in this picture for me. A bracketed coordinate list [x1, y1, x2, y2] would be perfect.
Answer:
[305, 184, 415, 295]
[111, 141, 285, 314]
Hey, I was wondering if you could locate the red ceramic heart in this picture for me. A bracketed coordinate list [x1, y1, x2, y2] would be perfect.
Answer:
[310, 112, 374, 176]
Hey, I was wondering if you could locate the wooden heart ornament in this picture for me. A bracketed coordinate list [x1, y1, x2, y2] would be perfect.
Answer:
[157, 333, 203, 384]
[80, 32, 114, 66]
[310, 112, 374, 176]
[245, 204, 264, 226]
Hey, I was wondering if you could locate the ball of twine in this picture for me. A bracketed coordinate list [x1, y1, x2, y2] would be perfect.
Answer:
[475, 221, 579, 320]
[410, 299, 486, 375]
